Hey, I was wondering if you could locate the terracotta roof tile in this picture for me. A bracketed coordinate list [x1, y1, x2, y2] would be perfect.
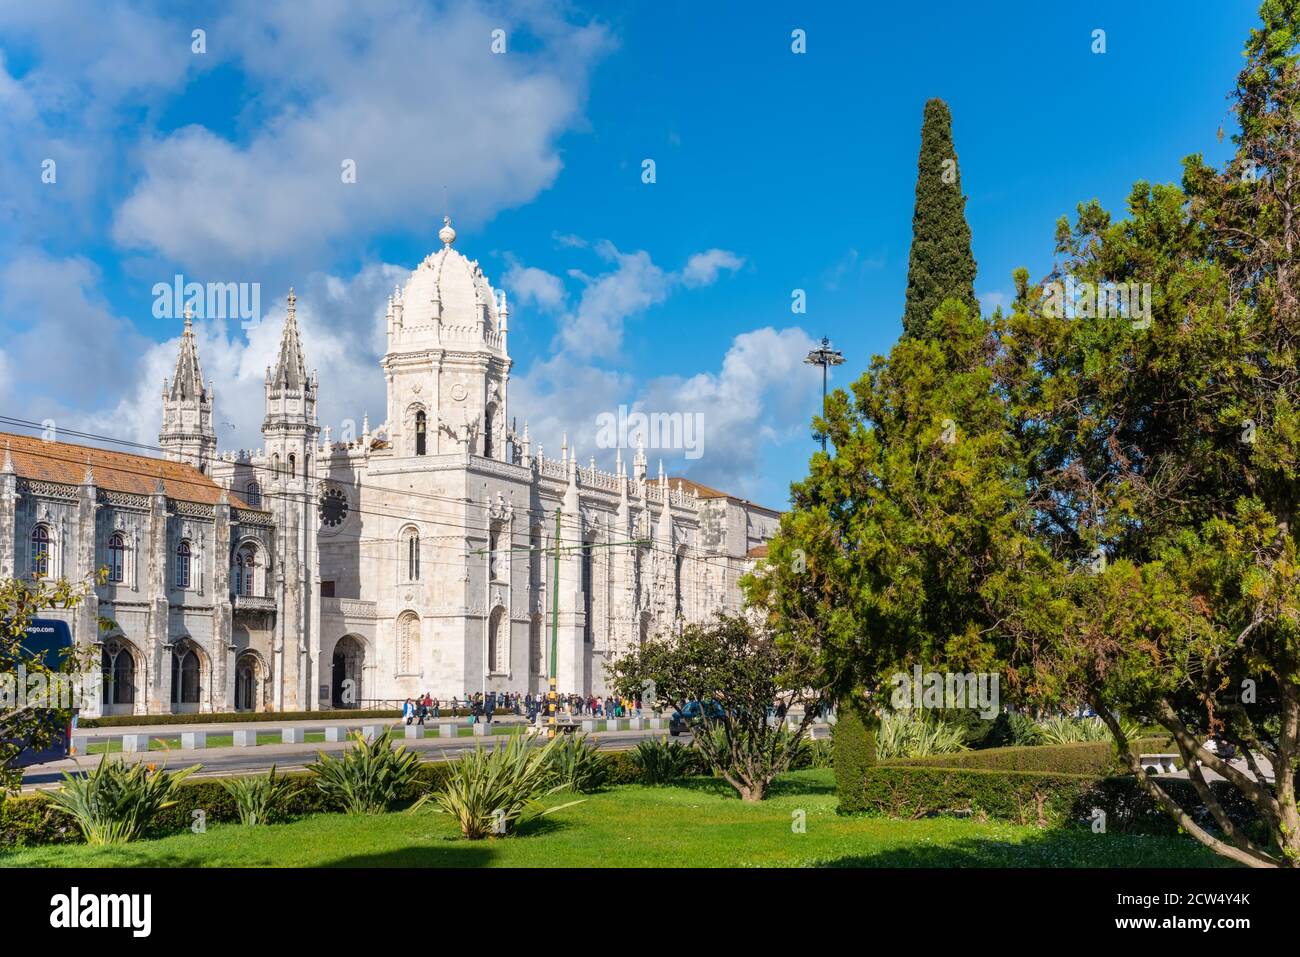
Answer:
[0, 431, 249, 508]
[646, 475, 779, 514]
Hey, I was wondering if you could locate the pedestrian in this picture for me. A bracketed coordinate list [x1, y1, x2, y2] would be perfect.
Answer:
[403, 697, 415, 725]
[416, 696, 428, 726]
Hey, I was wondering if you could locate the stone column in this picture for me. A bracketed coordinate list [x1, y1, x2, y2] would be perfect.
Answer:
[0, 446, 17, 580]
[146, 481, 172, 712]
[212, 495, 234, 711]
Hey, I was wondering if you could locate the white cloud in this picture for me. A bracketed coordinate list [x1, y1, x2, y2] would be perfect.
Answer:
[502, 259, 568, 314]
[110, 1, 612, 273]
[681, 248, 745, 288]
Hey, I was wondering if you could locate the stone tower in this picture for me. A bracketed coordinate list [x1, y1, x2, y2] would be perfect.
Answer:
[382, 217, 512, 460]
[160, 307, 217, 474]
[262, 288, 321, 710]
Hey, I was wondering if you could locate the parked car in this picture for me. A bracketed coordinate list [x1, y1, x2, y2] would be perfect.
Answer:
[669, 699, 725, 736]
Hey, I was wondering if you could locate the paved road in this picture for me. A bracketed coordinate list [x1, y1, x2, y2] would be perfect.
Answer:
[18, 725, 692, 791]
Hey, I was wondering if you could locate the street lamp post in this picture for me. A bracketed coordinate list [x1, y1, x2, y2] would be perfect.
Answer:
[804, 336, 845, 452]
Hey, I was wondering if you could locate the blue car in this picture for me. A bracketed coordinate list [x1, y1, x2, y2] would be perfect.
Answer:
[669, 699, 725, 736]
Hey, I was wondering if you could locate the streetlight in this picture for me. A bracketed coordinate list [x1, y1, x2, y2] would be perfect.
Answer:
[804, 336, 845, 452]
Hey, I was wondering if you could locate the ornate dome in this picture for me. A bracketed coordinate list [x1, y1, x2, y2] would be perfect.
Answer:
[395, 217, 502, 338]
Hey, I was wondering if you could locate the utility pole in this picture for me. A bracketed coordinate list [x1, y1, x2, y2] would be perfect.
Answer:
[804, 337, 845, 453]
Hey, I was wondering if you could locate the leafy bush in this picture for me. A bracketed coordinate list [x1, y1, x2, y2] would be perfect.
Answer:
[875, 712, 968, 759]
[832, 700, 874, 807]
[545, 733, 610, 793]
[881, 736, 1173, 775]
[219, 764, 300, 825]
[1003, 711, 1043, 746]
[632, 738, 700, 785]
[307, 729, 423, 814]
[849, 764, 1268, 837]
[420, 734, 579, 839]
[41, 758, 200, 845]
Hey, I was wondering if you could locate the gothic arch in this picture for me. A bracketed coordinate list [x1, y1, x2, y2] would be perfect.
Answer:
[487, 605, 507, 675]
[396, 610, 421, 676]
[404, 403, 428, 457]
[330, 634, 366, 708]
[169, 637, 208, 713]
[101, 635, 143, 716]
[234, 650, 268, 712]
[231, 537, 266, 597]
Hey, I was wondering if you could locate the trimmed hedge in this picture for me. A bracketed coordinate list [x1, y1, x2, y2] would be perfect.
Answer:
[833, 699, 877, 804]
[879, 736, 1174, 776]
[846, 764, 1267, 837]
[77, 708, 515, 729]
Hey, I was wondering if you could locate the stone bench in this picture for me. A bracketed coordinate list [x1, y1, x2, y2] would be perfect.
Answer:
[605, 719, 624, 732]
[361, 724, 387, 742]
[1140, 753, 1180, 774]
[627, 717, 645, 730]
[471, 722, 491, 736]
[648, 717, 668, 730]
[582, 719, 600, 733]
[439, 722, 459, 738]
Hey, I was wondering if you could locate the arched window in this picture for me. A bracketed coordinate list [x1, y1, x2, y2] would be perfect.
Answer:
[233, 543, 259, 597]
[488, 528, 501, 581]
[175, 540, 192, 589]
[245, 481, 262, 508]
[171, 640, 201, 705]
[107, 533, 126, 583]
[397, 612, 420, 674]
[415, 411, 427, 456]
[488, 607, 506, 673]
[288, 453, 297, 478]
[404, 528, 420, 582]
[674, 551, 684, 618]
[272, 453, 281, 479]
[483, 406, 495, 459]
[581, 543, 594, 643]
[30, 524, 51, 579]
[101, 639, 136, 708]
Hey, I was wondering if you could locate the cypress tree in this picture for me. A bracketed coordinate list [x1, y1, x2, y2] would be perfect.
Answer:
[901, 98, 978, 338]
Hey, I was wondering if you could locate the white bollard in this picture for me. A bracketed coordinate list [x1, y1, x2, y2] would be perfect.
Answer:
[627, 717, 645, 730]
[404, 724, 425, 740]
[582, 719, 599, 733]
[361, 724, 386, 743]
[606, 719, 624, 732]
[121, 734, 148, 753]
[439, 723, 459, 738]
[648, 717, 667, 730]
[324, 725, 351, 743]
[71, 735, 90, 755]
[282, 727, 305, 745]
[181, 731, 207, 750]
[233, 729, 258, 747]
[472, 722, 490, 736]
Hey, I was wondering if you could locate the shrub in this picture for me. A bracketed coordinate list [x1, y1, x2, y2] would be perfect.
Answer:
[307, 729, 423, 814]
[632, 739, 699, 785]
[848, 765, 1269, 837]
[881, 736, 1173, 776]
[219, 764, 300, 825]
[875, 711, 967, 759]
[1003, 711, 1042, 746]
[41, 758, 201, 845]
[420, 734, 579, 839]
[832, 700, 875, 809]
[545, 733, 610, 793]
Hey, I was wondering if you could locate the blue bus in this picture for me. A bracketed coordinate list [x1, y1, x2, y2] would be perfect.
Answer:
[2, 618, 77, 768]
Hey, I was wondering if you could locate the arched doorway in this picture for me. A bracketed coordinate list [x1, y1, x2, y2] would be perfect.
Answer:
[170, 638, 205, 713]
[331, 635, 364, 708]
[234, 653, 263, 711]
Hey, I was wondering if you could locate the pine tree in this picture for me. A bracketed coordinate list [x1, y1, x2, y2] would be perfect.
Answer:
[901, 98, 979, 338]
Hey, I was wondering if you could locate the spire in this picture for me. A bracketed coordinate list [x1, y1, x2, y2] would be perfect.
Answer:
[634, 436, 647, 483]
[1, 441, 13, 474]
[271, 288, 309, 392]
[168, 306, 206, 401]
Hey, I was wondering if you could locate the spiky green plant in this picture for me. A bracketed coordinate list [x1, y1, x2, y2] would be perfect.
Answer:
[1036, 715, 1142, 745]
[1005, 711, 1043, 746]
[417, 734, 580, 839]
[219, 764, 300, 825]
[307, 729, 422, 815]
[632, 738, 698, 784]
[875, 712, 968, 759]
[42, 758, 200, 845]
[545, 733, 610, 793]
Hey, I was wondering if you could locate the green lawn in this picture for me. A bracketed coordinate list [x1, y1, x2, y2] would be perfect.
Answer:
[0, 770, 1230, 868]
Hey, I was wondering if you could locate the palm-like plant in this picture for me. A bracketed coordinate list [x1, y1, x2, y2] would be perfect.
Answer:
[1036, 715, 1142, 745]
[632, 738, 698, 784]
[220, 764, 300, 825]
[545, 733, 610, 793]
[420, 734, 579, 839]
[307, 729, 422, 814]
[42, 758, 200, 845]
[875, 712, 968, 759]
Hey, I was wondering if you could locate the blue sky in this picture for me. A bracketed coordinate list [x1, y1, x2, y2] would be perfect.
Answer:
[0, 1, 1253, 509]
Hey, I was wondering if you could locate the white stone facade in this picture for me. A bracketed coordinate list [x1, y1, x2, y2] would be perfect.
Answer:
[0, 221, 778, 715]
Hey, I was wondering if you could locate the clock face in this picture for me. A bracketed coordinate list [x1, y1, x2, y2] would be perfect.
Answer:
[318, 488, 348, 528]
